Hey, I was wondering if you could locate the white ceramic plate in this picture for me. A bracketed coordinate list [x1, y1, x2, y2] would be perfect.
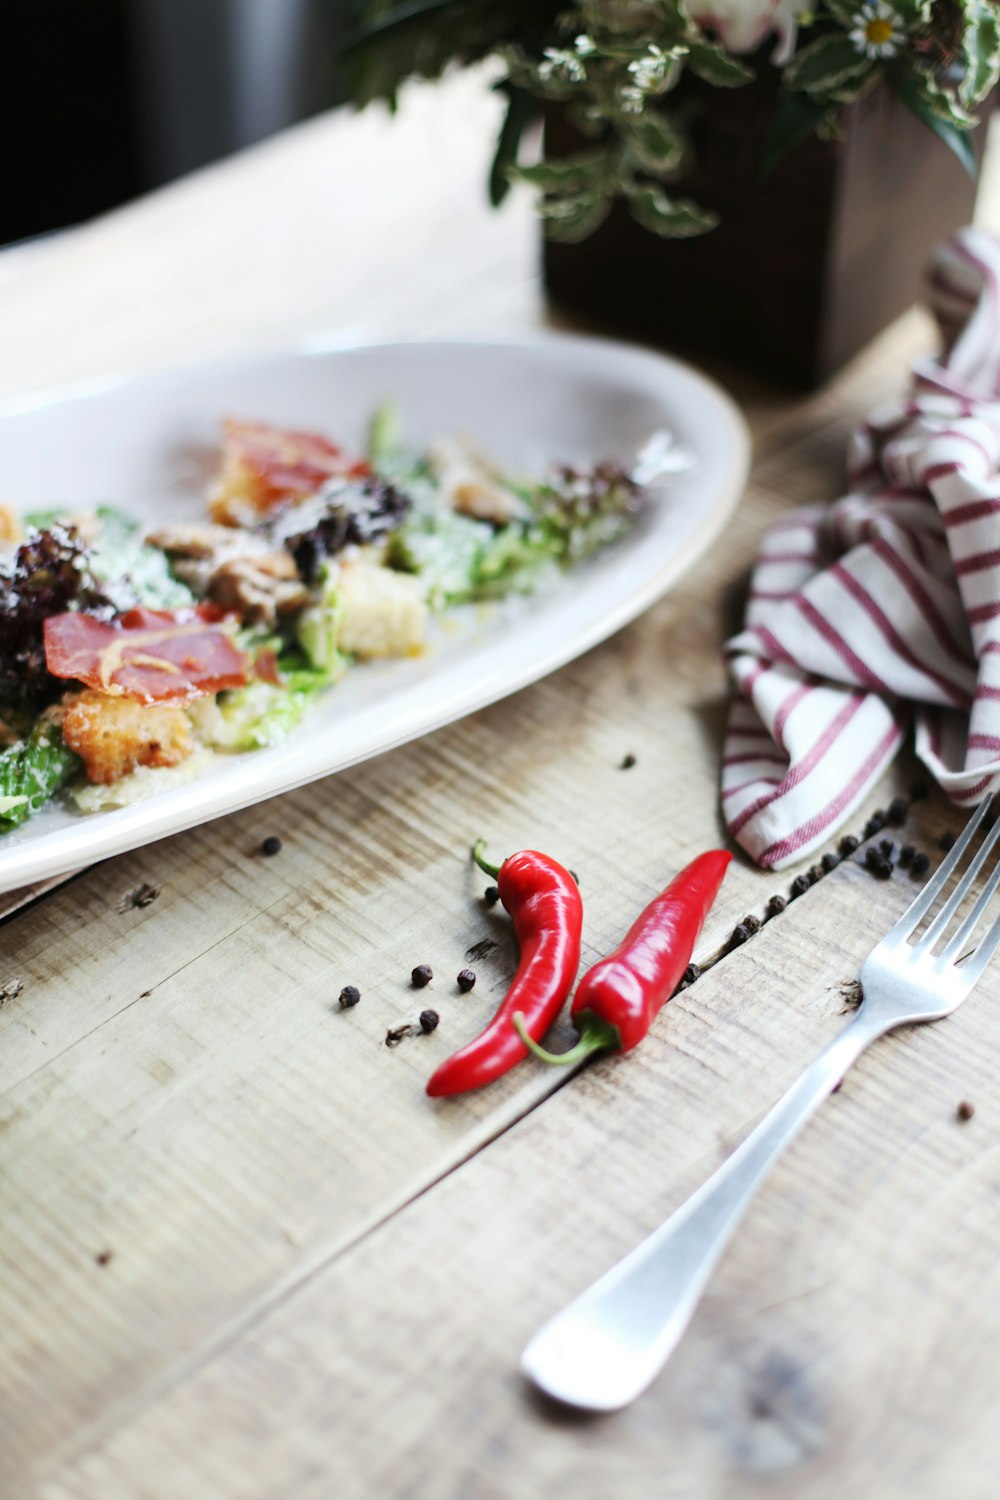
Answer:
[0, 335, 748, 893]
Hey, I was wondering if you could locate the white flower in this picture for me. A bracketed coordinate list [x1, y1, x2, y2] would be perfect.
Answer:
[848, 0, 904, 58]
[574, 34, 597, 57]
[618, 84, 646, 114]
[684, 0, 802, 66]
[537, 47, 587, 84]
[627, 43, 674, 91]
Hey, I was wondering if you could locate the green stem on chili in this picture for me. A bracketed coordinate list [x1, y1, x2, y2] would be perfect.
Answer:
[472, 838, 502, 880]
[512, 1009, 619, 1066]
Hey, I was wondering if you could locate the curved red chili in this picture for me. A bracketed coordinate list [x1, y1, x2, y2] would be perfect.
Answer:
[425, 840, 583, 1097]
[517, 849, 731, 1067]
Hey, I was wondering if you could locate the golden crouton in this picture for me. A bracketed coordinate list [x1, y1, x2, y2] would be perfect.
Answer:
[62, 690, 194, 785]
[0, 504, 21, 545]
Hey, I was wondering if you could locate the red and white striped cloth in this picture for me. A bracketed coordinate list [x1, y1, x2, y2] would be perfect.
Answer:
[722, 227, 1000, 869]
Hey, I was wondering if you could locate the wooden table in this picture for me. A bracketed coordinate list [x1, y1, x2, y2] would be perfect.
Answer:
[3, 73, 999, 1500]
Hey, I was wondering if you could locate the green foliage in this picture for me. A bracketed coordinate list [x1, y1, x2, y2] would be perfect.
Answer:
[0, 722, 79, 828]
[343, 0, 1000, 242]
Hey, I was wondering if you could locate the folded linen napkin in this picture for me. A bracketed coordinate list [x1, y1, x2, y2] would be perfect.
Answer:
[722, 227, 1000, 869]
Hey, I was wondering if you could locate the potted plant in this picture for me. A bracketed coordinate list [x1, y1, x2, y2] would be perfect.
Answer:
[343, 1, 1000, 387]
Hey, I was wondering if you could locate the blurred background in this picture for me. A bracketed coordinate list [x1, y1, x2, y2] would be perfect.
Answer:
[1, 0, 360, 247]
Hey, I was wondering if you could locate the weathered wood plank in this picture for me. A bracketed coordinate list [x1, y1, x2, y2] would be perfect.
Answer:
[36, 794, 997, 1500]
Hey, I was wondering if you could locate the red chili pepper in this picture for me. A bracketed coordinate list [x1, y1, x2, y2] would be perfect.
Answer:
[517, 849, 731, 1067]
[425, 839, 583, 1098]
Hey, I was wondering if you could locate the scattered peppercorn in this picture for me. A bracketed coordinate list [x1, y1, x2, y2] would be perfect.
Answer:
[910, 781, 928, 800]
[338, 985, 361, 1010]
[911, 852, 930, 876]
[411, 964, 433, 989]
[957, 1100, 975, 1122]
[620, 753, 637, 770]
[879, 838, 894, 857]
[939, 832, 956, 852]
[839, 834, 860, 856]
[680, 962, 700, 987]
[821, 852, 839, 873]
[864, 847, 893, 879]
[419, 1009, 439, 1034]
[261, 835, 282, 856]
[887, 797, 908, 826]
[766, 894, 787, 917]
[809, 864, 824, 884]
[790, 873, 811, 897]
[484, 886, 500, 907]
[94, 1249, 113, 1267]
[899, 844, 915, 866]
[731, 923, 751, 947]
[457, 968, 476, 993]
[864, 813, 885, 839]
[743, 914, 763, 935]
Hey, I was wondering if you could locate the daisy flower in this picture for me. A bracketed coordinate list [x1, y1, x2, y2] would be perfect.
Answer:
[849, 1, 905, 59]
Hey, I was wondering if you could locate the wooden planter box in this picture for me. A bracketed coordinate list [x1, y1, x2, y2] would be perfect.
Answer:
[543, 68, 991, 389]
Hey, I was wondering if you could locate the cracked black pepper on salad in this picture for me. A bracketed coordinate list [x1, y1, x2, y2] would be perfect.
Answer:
[0, 406, 652, 830]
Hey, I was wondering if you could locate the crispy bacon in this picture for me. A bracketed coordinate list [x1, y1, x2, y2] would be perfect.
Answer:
[44, 606, 249, 705]
[210, 418, 370, 524]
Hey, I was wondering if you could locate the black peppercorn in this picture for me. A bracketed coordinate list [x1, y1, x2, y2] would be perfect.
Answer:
[731, 923, 750, 946]
[743, 914, 763, 934]
[681, 962, 700, 986]
[839, 834, 860, 856]
[870, 855, 893, 880]
[411, 964, 433, 988]
[809, 864, 824, 884]
[457, 968, 476, 993]
[899, 844, 915, 865]
[767, 894, 787, 917]
[620, 753, 636, 770]
[957, 1100, 975, 1121]
[879, 838, 894, 857]
[484, 886, 500, 907]
[939, 832, 956, 852]
[864, 813, 885, 839]
[887, 797, 908, 826]
[821, 851, 839, 872]
[261, 835, 282, 856]
[419, 1009, 439, 1034]
[791, 873, 810, 897]
[337, 985, 361, 1010]
[911, 852, 930, 875]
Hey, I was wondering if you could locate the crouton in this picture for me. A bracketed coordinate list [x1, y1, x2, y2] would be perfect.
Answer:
[337, 562, 428, 659]
[62, 690, 194, 784]
[0, 504, 21, 545]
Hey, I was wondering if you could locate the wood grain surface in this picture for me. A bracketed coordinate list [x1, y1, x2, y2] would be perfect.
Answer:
[1, 71, 997, 1500]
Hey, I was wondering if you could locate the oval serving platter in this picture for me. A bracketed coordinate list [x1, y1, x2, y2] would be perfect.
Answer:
[0, 334, 749, 893]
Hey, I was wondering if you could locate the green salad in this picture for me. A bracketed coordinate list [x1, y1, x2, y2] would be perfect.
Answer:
[0, 407, 645, 831]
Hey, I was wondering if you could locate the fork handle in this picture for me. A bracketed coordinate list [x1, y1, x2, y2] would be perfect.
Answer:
[521, 1010, 883, 1412]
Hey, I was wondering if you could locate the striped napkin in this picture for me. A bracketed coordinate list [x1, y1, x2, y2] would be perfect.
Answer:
[722, 226, 1000, 870]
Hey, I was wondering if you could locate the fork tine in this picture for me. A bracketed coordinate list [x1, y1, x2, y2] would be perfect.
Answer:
[917, 807, 1000, 952]
[882, 794, 993, 945]
[952, 902, 1000, 987]
[937, 844, 1000, 965]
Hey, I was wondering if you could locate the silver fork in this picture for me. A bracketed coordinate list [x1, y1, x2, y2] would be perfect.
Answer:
[522, 795, 1000, 1412]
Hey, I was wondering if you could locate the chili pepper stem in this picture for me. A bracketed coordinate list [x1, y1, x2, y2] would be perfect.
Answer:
[472, 839, 502, 880]
[512, 1010, 619, 1067]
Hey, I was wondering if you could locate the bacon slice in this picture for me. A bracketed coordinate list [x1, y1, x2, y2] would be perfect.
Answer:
[209, 417, 369, 525]
[44, 607, 249, 705]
